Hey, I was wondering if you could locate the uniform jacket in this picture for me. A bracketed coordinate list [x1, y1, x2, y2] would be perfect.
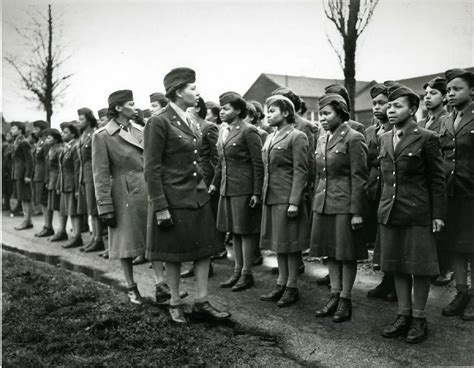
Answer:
[295, 115, 318, 182]
[212, 118, 264, 197]
[377, 121, 446, 226]
[46, 143, 63, 191]
[33, 135, 49, 183]
[194, 116, 219, 187]
[78, 127, 96, 184]
[92, 119, 148, 251]
[58, 139, 80, 193]
[3, 142, 13, 178]
[439, 102, 474, 198]
[348, 119, 366, 136]
[144, 104, 210, 212]
[256, 127, 269, 144]
[365, 123, 383, 201]
[12, 135, 33, 181]
[313, 122, 368, 215]
[261, 126, 308, 205]
[417, 108, 448, 133]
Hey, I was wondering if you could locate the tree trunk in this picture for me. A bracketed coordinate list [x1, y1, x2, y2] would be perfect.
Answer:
[45, 4, 53, 126]
[343, 0, 360, 119]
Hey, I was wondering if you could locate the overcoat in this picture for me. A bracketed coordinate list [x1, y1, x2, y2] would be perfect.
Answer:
[92, 120, 147, 259]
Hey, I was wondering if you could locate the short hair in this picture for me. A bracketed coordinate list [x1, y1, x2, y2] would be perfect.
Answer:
[328, 101, 350, 122]
[196, 97, 207, 119]
[267, 98, 296, 125]
[402, 95, 420, 110]
[27, 131, 39, 143]
[165, 83, 189, 102]
[79, 110, 98, 128]
[272, 89, 302, 112]
[107, 102, 126, 119]
[229, 97, 248, 119]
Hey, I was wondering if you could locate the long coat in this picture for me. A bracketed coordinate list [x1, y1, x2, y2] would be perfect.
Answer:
[58, 139, 80, 193]
[92, 120, 147, 259]
[377, 122, 446, 226]
[194, 116, 219, 187]
[12, 136, 33, 181]
[262, 127, 308, 205]
[212, 119, 264, 197]
[418, 108, 448, 133]
[313, 122, 368, 215]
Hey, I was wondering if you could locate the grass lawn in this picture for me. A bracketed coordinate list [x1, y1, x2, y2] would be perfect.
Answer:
[2, 251, 296, 367]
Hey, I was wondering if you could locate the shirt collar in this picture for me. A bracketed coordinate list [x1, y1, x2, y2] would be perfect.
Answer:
[170, 101, 189, 123]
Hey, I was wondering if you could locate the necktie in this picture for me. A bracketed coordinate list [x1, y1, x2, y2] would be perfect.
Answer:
[120, 124, 129, 132]
[222, 126, 230, 143]
[425, 116, 434, 130]
[453, 112, 463, 131]
[393, 130, 403, 149]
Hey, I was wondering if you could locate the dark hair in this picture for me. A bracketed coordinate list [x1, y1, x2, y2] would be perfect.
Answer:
[229, 97, 248, 119]
[107, 102, 125, 119]
[401, 95, 420, 111]
[299, 100, 308, 115]
[268, 99, 296, 125]
[165, 83, 189, 102]
[79, 110, 98, 129]
[27, 131, 39, 143]
[247, 107, 258, 125]
[276, 90, 302, 112]
[62, 125, 80, 139]
[329, 101, 350, 122]
[207, 106, 221, 124]
[196, 97, 207, 119]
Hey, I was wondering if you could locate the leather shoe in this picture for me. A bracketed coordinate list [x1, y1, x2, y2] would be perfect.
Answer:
[431, 271, 454, 286]
[84, 240, 105, 253]
[368, 273, 394, 299]
[252, 256, 263, 266]
[102, 250, 109, 259]
[211, 250, 228, 260]
[384, 290, 398, 302]
[333, 297, 352, 323]
[79, 239, 94, 252]
[50, 231, 68, 242]
[462, 295, 474, 321]
[261, 284, 286, 301]
[35, 227, 54, 237]
[232, 273, 254, 292]
[315, 293, 340, 317]
[316, 274, 331, 287]
[132, 255, 147, 265]
[169, 305, 188, 324]
[220, 272, 241, 288]
[155, 283, 188, 304]
[406, 317, 428, 344]
[299, 263, 305, 275]
[62, 237, 83, 249]
[442, 291, 470, 316]
[382, 315, 412, 338]
[14, 222, 33, 231]
[181, 264, 214, 278]
[277, 287, 299, 307]
[192, 301, 231, 321]
[127, 286, 144, 305]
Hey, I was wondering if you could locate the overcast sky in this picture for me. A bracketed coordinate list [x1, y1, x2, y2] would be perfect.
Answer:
[2, 0, 473, 127]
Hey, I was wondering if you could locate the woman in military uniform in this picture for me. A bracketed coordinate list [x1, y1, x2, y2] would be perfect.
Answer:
[59, 122, 83, 249]
[311, 94, 368, 323]
[2, 132, 13, 211]
[77, 108, 104, 253]
[145, 68, 229, 324]
[259, 95, 309, 307]
[10, 121, 34, 230]
[92, 89, 148, 304]
[377, 86, 446, 344]
[439, 69, 474, 321]
[97, 108, 109, 128]
[209, 92, 264, 292]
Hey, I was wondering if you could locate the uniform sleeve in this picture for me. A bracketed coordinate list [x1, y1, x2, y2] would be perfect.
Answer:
[302, 123, 316, 184]
[92, 132, 114, 215]
[207, 124, 219, 170]
[20, 141, 33, 179]
[144, 117, 168, 212]
[289, 133, 309, 206]
[56, 152, 62, 192]
[245, 127, 264, 196]
[73, 145, 81, 194]
[348, 134, 368, 215]
[425, 133, 447, 220]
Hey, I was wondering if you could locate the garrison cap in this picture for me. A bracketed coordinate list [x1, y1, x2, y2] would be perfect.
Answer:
[445, 68, 474, 85]
[319, 93, 348, 110]
[219, 91, 243, 106]
[324, 84, 351, 110]
[265, 95, 295, 114]
[205, 101, 220, 109]
[423, 77, 447, 95]
[10, 121, 26, 134]
[32, 120, 48, 130]
[77, 107, 93, 116]
[249, 100, 265, 119]
[388, 86, 420, 109]
[43, 128, 63, 143]
[163, 67, 196, 94]
[60, 121, 80, 138]
[370, 83, 389, 99]
[98, 108, 108, 119]
[108, 90, 133, 106]
[150, 92, 167, 103]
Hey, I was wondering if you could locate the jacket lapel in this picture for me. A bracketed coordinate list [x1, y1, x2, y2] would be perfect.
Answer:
[455, 102, 474, 134]
[107, 119, 143, 150]
[327, 122, 349, 150]
[395, 122, 421, 157]
[269, 126, 293, 150]
[168, 105, 195, 137]
[223, 119, 243, 147]
[444, 112, 456, 136]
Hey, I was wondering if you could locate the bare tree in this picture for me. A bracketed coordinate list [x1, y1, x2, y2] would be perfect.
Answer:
[323, 0, 379, 117]
[4, 4, 73, 125]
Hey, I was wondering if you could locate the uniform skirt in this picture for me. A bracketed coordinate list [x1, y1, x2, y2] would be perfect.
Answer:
[375, 224, 439, 276]
[59, 192, 81, 217]
[33, 182, 48, 206]
[439, 197, 474, 255]
[260, 203, 310, 253]
[310, 212, 368, 261]
[216, 195, 262, 235]
[47, 190, 60, 211]
[77, 182, 98, 216]
[15, 179, 32, 202]
[146, 202, 220, 262]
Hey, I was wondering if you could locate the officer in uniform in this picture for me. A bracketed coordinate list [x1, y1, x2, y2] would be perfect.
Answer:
[97, 108, 110, 128]
[2, 132, 13, 211]
[418, 77, 448, 133]
[150, 92, 169, 115]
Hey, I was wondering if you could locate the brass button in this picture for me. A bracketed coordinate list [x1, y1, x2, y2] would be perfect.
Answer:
[134, 189, 139, 193]
[193, 172, 197, 176]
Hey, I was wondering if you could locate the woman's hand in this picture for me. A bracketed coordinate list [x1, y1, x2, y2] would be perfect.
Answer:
[208, 184, 217, 195]
[432, 219, 445, 233]
[24, 177, 31, 184]
[249, 195, 261, 208]
[287, 204, 299, 218]
[56, 189, 60, 195]
[351, 215, 363, 230]
[156, 209, 173, 228]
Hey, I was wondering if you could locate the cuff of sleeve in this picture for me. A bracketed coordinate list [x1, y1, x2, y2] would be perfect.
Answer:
[151, 196, 169, 212]
[97, 203, 114, 215]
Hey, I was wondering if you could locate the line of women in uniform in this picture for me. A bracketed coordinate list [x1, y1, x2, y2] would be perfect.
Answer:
[3, 67, 473, 343]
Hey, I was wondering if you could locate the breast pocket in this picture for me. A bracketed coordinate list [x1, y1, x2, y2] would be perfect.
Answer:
[399, 148, 423, 173]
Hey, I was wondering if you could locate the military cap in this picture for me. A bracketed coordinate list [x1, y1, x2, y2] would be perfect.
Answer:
[219, 91, 243, 106]
[249, 100, 265, 119]
[370, 83, 389, 99]
[205, 101, 220, 109]
[10, 121, 26, 134]
[60, 121, 80, 138]
[272, 86, 294, 96]
[319, 93, 348, 110]
[388, 86, 420, 108]
[324, 84, 351, 110]
[150, 92, 166, 103]
[32, 120, 48, 130]
[445, 68, 474, 85]
[265, 95, 295, 114]
[77, 107, 93, 116]
[98, 108, 108, 119]
[43, 128, 63, 143]
[246, 102, 257, 116]
[423, 77, 447, 95]
[163, 67, 196, 93]
[108, 90, 133, 106]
